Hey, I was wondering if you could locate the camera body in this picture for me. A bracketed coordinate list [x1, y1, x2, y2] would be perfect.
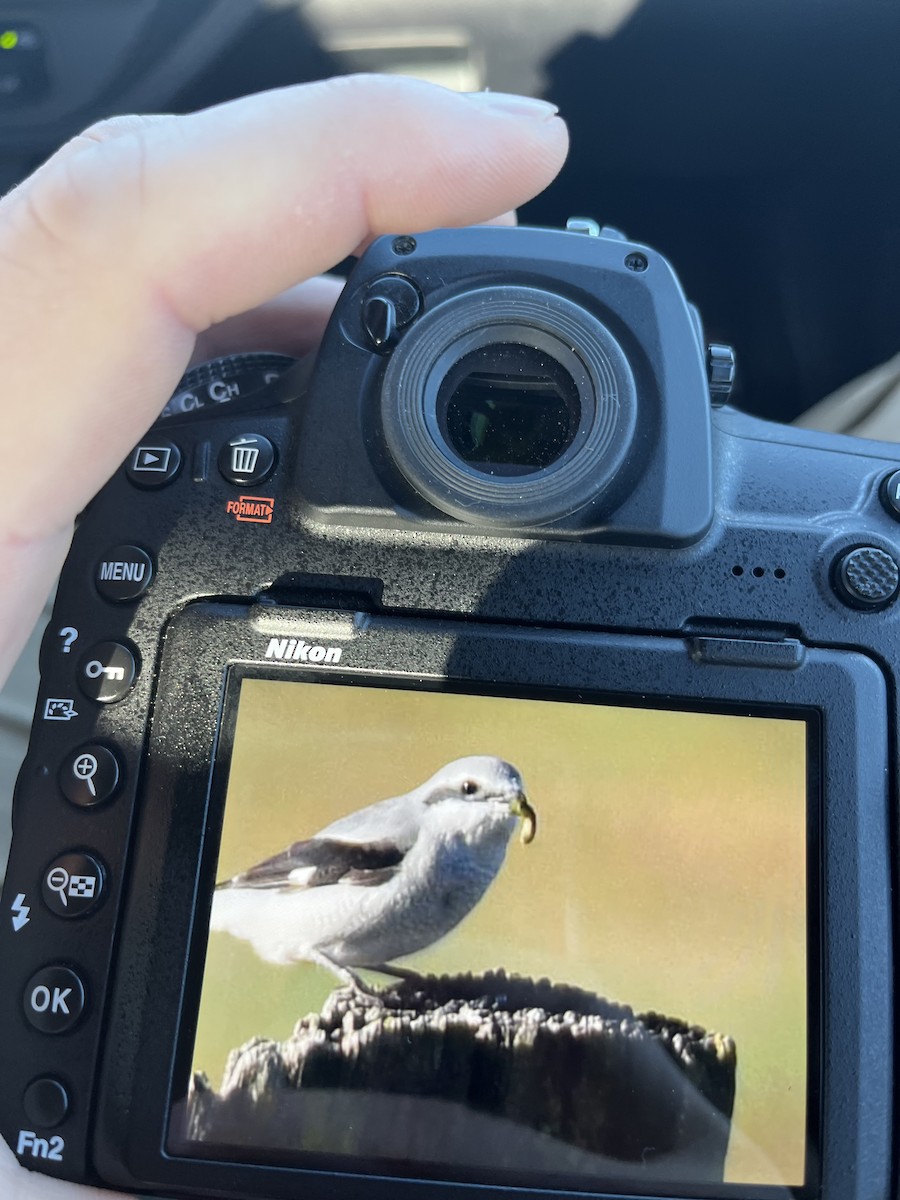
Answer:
[0, 224, 893, 1200]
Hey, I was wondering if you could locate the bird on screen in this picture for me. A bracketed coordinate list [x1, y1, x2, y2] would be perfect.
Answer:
[210, 755, 537, 991]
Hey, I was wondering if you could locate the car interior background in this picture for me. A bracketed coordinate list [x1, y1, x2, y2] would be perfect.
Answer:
[0, 0, 898, 880]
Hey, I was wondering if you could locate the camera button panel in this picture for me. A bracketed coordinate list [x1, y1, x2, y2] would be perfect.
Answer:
[76, 642, 138, 704]
[58, 744, 121, 808]
[23, 967, 86, 1035]
[94, 546, 154, 603]
[22, 1078, 69, 1129]
[41, 853, 105, 919]
[217, 433, 276, 486]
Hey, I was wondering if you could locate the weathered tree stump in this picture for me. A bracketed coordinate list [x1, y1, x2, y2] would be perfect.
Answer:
[185, 971, 736, 1185]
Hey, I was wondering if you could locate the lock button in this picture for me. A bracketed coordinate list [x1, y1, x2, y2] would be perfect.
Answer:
[76, 642, 138, 704]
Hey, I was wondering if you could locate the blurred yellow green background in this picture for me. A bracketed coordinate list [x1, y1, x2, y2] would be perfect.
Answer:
[190, 677, 808, 1188]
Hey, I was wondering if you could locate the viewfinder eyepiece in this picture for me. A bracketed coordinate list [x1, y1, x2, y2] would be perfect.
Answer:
[380, 286, 638, 527]
[439, 343, 581, 476]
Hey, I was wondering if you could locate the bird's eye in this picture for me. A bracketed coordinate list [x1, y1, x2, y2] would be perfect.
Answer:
[462, 780, 479, 796]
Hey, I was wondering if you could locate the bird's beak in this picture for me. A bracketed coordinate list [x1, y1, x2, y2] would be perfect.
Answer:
[509, 792, 537, 845]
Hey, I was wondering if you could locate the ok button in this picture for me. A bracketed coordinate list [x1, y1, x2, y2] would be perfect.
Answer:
[23, 966, 85, 1034]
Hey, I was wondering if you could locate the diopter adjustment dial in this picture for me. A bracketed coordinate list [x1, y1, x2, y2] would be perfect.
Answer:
[363, 275, 423, 352]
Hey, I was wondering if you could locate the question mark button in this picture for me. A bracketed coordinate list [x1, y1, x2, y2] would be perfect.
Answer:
[58, 627, 78, 654]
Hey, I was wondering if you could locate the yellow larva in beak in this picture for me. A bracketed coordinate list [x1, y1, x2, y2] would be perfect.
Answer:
[511, 795, 537, 845]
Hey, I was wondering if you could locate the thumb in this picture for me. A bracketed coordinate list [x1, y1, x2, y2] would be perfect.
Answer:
[0, 76, 567, 540]
[0, 75, 567, 680]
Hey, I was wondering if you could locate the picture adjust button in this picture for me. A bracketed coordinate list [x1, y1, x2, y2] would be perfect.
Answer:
[95, 545, 153, 603]
[23, 966, 85, 1034]
[59, 744, 120, 807]
[126, 440, 182, 488]
[23, 1078, 69, 1128]
[218, 433, 276, 486]
[77, 641, 137, 704]
[41, 852, 105, 919]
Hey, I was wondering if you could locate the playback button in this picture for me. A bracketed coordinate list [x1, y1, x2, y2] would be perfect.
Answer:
[126, 440, 182, 488]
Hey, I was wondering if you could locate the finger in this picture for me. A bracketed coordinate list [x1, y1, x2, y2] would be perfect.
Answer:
[0, 1137, 129, 1200]
[1, 77, 566, 535]
[0, 77, 566, 679]
[350, 206, 518, 258]
[192, 212, 518, 365]
[190, 274, 345, 364]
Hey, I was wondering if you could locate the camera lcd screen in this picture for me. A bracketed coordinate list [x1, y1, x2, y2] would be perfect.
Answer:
[169, 674, 813, 1196]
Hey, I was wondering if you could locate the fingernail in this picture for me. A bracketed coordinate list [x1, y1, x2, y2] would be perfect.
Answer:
[465, 91, 560, 121]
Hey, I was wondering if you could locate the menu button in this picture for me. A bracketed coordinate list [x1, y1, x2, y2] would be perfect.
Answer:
[95, 545, 153, 602]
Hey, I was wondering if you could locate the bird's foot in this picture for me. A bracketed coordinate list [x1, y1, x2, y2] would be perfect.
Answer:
[363, 962, 427, 985]
[310, 949, 389, 1000]
[346, 970, 387, 1000]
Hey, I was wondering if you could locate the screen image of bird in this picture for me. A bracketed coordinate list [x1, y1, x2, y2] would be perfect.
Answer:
[210, 756, 538, 991]
[174, 677, 810, 1196]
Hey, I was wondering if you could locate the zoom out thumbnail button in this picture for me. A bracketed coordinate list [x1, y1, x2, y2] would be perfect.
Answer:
[41, 852, 105, 919]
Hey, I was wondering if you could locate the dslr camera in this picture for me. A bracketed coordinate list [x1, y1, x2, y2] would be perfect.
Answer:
[0, 222, 893, 1200]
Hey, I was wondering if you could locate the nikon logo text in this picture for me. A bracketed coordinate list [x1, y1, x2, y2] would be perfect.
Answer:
[264, 638, 342, 665]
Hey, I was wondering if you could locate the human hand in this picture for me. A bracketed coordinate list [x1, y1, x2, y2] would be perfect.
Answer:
[0, 73, 566, 1197]
[0, 73, 567, 695]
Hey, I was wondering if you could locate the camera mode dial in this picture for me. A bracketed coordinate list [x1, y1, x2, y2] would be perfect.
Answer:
[163, 353, 297, 418]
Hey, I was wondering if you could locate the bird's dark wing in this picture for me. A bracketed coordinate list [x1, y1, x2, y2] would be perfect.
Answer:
[215, 837, 405, 891]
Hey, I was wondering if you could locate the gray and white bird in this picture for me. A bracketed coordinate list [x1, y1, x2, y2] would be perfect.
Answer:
[210, 755, 536, 990]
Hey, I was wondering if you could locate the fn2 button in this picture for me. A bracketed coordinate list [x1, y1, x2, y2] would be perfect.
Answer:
[23, 1078, 69, 1127]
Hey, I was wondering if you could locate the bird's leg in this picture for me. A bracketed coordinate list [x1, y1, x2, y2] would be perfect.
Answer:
[363, 962, 427, 984]
[309, 949, 384, 998]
